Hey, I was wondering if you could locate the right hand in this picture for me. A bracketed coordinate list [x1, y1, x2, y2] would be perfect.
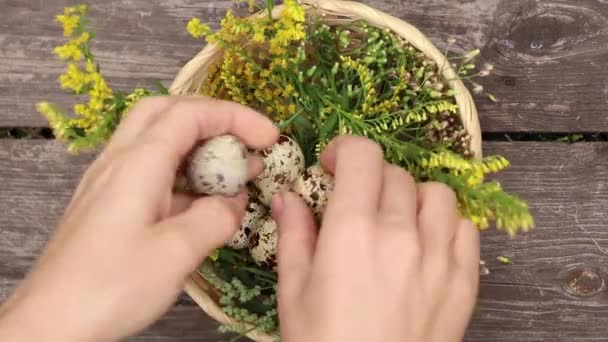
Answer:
[273, 136, 480, 342]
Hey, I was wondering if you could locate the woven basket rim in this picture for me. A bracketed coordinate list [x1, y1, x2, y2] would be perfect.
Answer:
[170, 1, 482, 340]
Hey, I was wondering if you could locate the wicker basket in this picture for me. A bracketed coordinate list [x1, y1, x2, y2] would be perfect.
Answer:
[169, 0, 482, 340]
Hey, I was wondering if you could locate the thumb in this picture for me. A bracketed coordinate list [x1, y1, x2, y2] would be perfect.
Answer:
[273, 192, 317, 301]
[154, 192, 247, 272]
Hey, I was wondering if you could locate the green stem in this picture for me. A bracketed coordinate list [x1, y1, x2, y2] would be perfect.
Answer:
[238, 266, 278, 282]
[265, 0, 274, 19]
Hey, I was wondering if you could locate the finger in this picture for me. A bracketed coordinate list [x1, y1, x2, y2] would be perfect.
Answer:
[417, 183, 458, 259]
[247, 155, 264, 179]
[153, 192, 248, 272]
[169, 193, 196, 216]
[453, 218, 480, 279]
[429, 219, 479, 342]
[66, 97, 176, 212]
[141, 97, 279, 166]
[274, 192, 317, 300]
[428, 276, 478, 342]
[379, 164, 417, 228]
[97, 98, 278, 213]
[320, 136, 384, 219]
[102, 96, 178, 157]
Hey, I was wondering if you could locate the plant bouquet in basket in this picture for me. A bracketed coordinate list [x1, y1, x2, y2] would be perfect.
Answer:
[38, 1, 534, 340]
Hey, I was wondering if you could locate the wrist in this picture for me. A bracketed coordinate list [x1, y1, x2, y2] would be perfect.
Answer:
[0, 302, 43, 341]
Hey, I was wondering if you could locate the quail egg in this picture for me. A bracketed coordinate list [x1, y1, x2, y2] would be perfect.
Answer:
[292, 164, 334, 219]
[253, 135, 305, 206]
[186, 135, 248, 196]
[249, 216, 278, 270]
[226, 196, 267, 249]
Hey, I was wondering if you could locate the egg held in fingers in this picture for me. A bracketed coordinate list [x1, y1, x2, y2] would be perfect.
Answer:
[253, 135, 305, 206]
[185, 135, 249, 196]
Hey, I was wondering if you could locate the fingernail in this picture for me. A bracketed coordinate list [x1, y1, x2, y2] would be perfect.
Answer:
[272, 193, 284, 215]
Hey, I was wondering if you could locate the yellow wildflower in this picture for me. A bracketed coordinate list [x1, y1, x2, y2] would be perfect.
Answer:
[74, 103, 98, 130]
[269, 44, 287, 56]
[36, 102, 71, 140]
[497, 256, 513, 264]
[283, 84, 295, 97]
[53, 32, 90, 61]
[465, 168, 484, 186]
[125, 88, 149, 108]
[59, 63, 88, 93]
[56, 5, 87, 37]
[282, 0, 305, 23]
[75, 32, 91, 45]
[340, 56, 376, 115]
[219, 10, 238, 40]
[371, 84, 404, 115]
[263, 88, 273, 99]
[470, 215, 489, 230]
[65, 4, 88, 16]
[252, 20, 267, 43]
[54, 41, 84, 61]
[88, 73, 112, 101]
[421, 151, 474, 172]
[187, 18, 212, 39]
[481, 156, 510, 174]
[272, 23, 305, 45]
[56, 13, 80, 37]
[85, 59, 97, 73]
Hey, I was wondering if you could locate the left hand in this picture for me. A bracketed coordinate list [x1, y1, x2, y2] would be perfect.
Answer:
[0, 96, 279, 341]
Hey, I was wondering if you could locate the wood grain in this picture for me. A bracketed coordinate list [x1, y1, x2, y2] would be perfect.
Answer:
[1, 140, 608, 341]
[127, 306, 224, 342]
[2, 0, 607, 132]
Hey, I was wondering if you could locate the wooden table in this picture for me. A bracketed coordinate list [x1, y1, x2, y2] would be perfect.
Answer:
[2, 0, 608, 340]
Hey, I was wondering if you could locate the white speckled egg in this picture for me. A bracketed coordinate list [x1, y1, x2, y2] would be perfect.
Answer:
[249, 216, 278, 270]
[292, 164, 334, 219]
[186, 135, 248, 196]
[253, 135, 305, 206]
[226, 197, 267, 249]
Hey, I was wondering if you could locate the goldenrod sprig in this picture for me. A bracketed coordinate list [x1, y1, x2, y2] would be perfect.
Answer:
[38, 5, 164, 152]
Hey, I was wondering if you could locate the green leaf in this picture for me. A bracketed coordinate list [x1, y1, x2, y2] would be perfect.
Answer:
[291, 114, 317, 165]
[319, 112, 338, 138]
[209, 249, 220, 261]
[155, 81, 169, 95]
[265, 0, 274, 18]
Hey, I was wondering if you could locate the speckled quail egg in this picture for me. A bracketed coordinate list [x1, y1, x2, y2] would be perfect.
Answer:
[186, 135, 249, 196]
[253, 135, 305, 206]
[292, 164, 334, 219]
[226, 196, 267, 249]
[249, 216, 278, 270]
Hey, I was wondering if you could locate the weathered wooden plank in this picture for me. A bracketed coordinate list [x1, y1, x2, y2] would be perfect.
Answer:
[0, 0, 222, 127]
[127, 306, 224, 342]
[2, 140, 608, 341]
[2, 0, 608, 132]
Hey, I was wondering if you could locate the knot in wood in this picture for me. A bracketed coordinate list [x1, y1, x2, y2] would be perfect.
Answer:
[563, 267, 604, 297]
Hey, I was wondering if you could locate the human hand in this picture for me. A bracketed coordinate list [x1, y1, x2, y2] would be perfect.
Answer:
[0, 96, 279, 341]
[274, 136, 480, 342]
